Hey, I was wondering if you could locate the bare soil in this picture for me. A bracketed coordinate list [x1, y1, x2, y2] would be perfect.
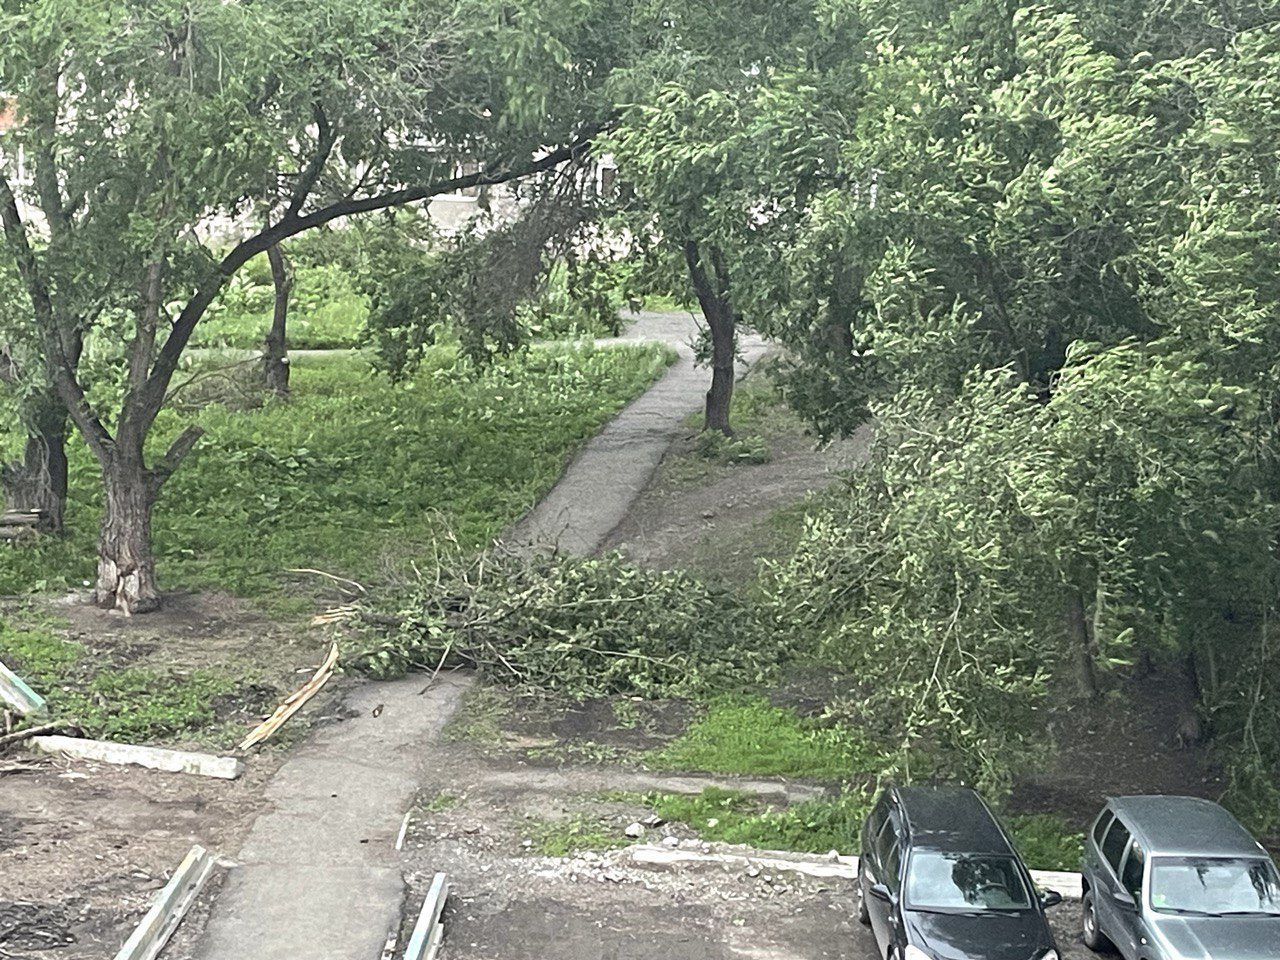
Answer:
[0, 592, 337, 959]
[602, 396, 872, 584]
[390, 732, 1093, 960]
[1012, 668, 1222, 828]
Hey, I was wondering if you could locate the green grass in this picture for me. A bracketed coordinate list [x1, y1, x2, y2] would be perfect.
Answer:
[0, 343, 674, 599]
[650, 696, 871, 781]
[628, 787, 869, 854]
[1006, 813, 1085, 871]
[194, 262, 369, 350]
[528, 815, 628, 857]
[0, 620, 239, 743]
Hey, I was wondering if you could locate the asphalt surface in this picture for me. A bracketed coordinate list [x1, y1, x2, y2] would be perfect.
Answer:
[193, 674, 472, 960]
[508, 310, 768, 555]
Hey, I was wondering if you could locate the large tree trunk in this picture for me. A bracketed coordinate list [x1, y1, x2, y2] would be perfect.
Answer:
[1, 391, 68, 532]
[1066, 586, 1100, 699]
[92, 425, 200, 615]
[683, 240, 737, 435]
[94, 454, 161, 615]
[262, 243, 292, 398]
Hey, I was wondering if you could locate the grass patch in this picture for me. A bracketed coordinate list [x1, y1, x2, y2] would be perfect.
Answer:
[650, 696, 869, 781]
[0, 343, 674, 600]
[0, 620, 241, 744]
[632, 787, 868, 854]
[527, 815, 628, 857]
[420, 791, 463, 812]
[195, 262, 368, 350]
[1006, 813, 1085, 871]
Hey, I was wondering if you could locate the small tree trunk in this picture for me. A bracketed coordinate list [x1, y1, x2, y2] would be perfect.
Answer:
[704, 303, 735, 435]
[262, 243, 292, 399]
[2, 391, 69, 533]
[1066, 586, 1100, 699]
[94, 453, 160, 615]
[683, 240, 737, 435]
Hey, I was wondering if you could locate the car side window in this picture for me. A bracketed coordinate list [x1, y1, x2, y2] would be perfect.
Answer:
[1101, 818, 1132, 874]
[874, 817, 897, 871]
[1120, 840, 1146, 900]
[1093, 810, 1114, 845]
[883, 840, 903, 892]
[866, 796, 889, 847]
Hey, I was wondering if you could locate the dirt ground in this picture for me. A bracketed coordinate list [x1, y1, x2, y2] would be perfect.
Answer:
[390, 728, 1093, 960]
[0, 592, 336, 959]
[602, 388, 872, 584]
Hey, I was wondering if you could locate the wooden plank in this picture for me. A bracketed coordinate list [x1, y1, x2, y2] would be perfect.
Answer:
[423, 924, 444, 960]
[239, 642, 338, 750]
[0, 658, 48, 717]
[113, 844, 215, 960]
[402, 872, 448, 960]
[31, 735, 244, 780]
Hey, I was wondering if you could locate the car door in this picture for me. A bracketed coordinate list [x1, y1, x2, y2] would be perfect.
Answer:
[1096, 817, 1136, 956]
[1112, 838, 1148, 960]
[867, 813, 900, 956]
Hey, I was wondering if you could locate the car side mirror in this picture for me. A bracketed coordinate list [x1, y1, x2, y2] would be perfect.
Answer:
[869, 882, 892, 902]
[1112, 890, 1139, 913]
[1039, 889, 1064, 909]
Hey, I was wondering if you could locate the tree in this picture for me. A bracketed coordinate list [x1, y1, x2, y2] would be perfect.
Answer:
[603, 0, 866, 435]
[261, 244, 293, 399]
[0, 0, 619, 612]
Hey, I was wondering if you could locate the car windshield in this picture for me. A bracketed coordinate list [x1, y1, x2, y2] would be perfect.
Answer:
[1150, 857, 1280, 917]
[905, 851, 1032, 912]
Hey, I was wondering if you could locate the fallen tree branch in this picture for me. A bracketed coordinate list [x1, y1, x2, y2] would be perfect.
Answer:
[239, 642, 339, 750]
[0, 719, 72, 751]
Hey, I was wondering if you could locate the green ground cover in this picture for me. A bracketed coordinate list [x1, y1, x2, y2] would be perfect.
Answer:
[649, 696, 872, 781]
[0, 343, 674, 600]
[0, 620, 240, 743]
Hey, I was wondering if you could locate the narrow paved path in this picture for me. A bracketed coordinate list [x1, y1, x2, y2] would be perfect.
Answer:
[509, 310, 767, 555]
[193, 312, 750, 957]
[195, 674, 471, 960]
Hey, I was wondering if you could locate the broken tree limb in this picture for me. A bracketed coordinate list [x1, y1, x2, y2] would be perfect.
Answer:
[403, 872, 449, 960]
[0, 658, 48, 716]
[113, 844, 216, 960]
[0, 719, 68, 750]
[238, 642, 339, 750]
[31, 735, 245, 780]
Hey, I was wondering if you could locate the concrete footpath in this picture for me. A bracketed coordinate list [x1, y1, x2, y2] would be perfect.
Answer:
[509, 310, 767, 555]
[192, 312, 762, 958]
[194, 674, 471, 960]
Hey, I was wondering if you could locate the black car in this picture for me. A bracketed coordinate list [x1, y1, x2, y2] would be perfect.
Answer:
[857, 785, 1064, 960]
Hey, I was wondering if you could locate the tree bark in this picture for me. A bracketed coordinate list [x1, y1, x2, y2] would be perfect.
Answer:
[704, 304, 735, 434]
[94, 455, 160, 614]
[683, 240, 737, 435]
[262, 243, 292, 398]
[92, 426, 201, 615]
[1066, 586, 1100, 698]
[1, 390, 68, 533]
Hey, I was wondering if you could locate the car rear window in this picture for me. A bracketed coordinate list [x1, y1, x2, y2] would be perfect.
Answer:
[905, 852, 1032, 911]
[1102, 819, 1132, 872]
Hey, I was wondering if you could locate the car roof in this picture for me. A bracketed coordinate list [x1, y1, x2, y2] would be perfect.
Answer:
[1106, 796, 1268, 859]
[895, 785, 1014, 856]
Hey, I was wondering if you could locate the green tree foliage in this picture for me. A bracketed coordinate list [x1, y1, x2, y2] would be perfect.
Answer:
[0, 0, 625, 611]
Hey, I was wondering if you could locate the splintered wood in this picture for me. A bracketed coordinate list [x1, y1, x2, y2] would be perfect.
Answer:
[238, 642, 339, 750]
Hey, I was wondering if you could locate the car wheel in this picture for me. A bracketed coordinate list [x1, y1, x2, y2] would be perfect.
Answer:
[1082, 891, 1113, 952]
[856, 872, 871, 925]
